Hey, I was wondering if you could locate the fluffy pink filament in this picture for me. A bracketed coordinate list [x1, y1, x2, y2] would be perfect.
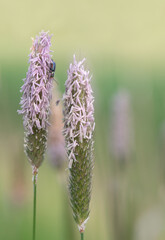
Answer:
[63, 55, 95, 168]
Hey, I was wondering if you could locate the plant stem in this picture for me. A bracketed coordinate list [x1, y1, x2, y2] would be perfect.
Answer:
[33, 174, 37, 240]
[81, 232, 84, 240]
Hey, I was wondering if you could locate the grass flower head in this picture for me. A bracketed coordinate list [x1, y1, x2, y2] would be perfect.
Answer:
[18, 31, 53, 169]
[63, 55, 95, 232]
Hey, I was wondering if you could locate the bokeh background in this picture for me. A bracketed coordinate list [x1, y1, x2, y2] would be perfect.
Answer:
[1, 0, 165, 239]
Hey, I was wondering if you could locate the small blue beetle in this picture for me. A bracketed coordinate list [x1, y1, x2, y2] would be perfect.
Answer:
[50, 60, 56, 78]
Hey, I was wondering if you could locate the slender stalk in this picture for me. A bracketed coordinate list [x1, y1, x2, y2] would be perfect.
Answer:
[33, 174, 37, 240]
[80, 232, 84, 240]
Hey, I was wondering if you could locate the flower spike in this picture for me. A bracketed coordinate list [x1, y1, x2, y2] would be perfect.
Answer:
[63, 55, 95, 232]
[18, 31, 54, 169]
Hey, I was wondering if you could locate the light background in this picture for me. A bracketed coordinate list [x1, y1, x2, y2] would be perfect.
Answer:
[1, 0, 165, 240]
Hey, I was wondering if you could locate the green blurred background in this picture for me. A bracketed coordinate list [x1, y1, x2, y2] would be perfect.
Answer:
[1, 0, 165, 239]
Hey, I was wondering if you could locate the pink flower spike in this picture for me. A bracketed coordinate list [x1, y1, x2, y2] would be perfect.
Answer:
[18, 31, 54, 169]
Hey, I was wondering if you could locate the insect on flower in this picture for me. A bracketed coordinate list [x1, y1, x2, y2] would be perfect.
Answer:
[18, 31, 54, 169]
[50, 60, 56, 78]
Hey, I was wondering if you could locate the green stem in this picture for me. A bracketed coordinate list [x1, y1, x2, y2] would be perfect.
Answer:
[81, 232, 84, 240]
[33, 174, 37, 240]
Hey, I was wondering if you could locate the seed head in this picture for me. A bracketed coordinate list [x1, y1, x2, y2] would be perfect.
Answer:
[18, 31, 53, 169]
[63, 55, 95, 232]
